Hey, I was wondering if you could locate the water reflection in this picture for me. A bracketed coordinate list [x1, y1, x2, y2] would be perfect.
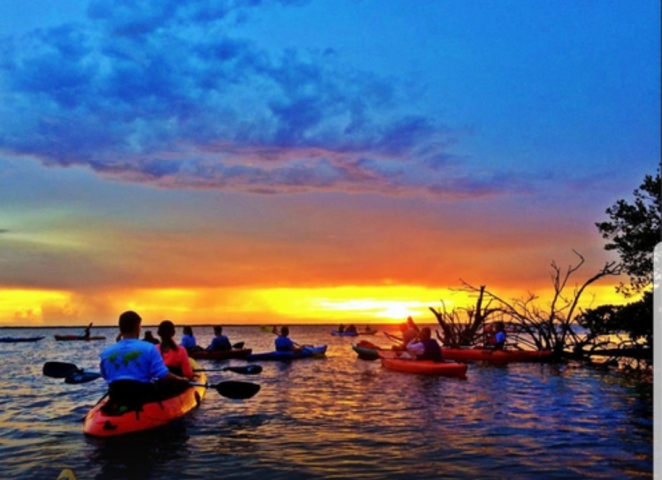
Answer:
[0, 326, 652, 479]
[86, 420, 191, 480]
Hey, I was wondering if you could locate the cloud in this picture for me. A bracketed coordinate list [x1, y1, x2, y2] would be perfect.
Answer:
[0, 0, 518, 198]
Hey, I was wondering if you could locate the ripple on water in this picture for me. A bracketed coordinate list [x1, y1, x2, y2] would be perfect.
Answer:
[0, 326, 652, 479]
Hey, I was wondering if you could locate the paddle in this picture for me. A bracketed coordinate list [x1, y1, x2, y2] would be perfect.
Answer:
[43, 361, 80, 378]
[383, 331, 404, 344]
[44, 361, 261, 399]
[190, 380, 261, 400]
[45, 362, 262, 385]
[43, 361, 102, 383]
[194, 365, 262, 375]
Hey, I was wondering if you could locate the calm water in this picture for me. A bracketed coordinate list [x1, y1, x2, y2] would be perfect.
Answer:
[0, 324, 653, 479]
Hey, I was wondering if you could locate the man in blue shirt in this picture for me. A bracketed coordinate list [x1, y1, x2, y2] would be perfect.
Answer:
[206, 326, 232, 351]
[100, 311, 190, 405]
[274, 326, 302, 353]
[494, 322, 507, 350]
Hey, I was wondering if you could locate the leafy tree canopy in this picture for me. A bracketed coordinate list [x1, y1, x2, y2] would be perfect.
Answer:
[596, 168, 661, 295]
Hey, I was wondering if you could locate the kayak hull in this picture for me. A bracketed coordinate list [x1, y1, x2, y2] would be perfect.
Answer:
[0, 336, 45, 343]
[442, 348, 553, 363]
[82, 359, 206, 437]
[379, 351, 468, 378]
[352, 345, 381, 361]
[189, 348, 252, 361]
[247, 345, 327, 361]
[55, 335, 106, 341]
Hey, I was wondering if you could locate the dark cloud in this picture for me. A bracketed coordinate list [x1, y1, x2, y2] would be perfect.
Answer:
[0, 0, 505, 198]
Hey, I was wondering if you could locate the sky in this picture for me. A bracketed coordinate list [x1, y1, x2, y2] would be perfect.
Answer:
[0, 0, 659, 326]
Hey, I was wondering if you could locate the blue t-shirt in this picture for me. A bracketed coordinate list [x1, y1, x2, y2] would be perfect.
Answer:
[207, 335, 231, 351]
[100, 338, 170, 384]
[495, 331, 506, 344]
[180, 334, 197, 350]
[275, 336, 294, 352]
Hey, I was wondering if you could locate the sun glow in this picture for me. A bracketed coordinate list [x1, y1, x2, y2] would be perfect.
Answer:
[0, 281, 630, 327]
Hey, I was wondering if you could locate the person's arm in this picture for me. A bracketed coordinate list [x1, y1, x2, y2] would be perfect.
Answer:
[148, 347, 189, 386]
[406, 339, 425, 357]
[178, 347, 195, 379]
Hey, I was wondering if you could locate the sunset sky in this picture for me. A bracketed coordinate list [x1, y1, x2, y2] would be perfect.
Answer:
[0, 0, 659, 326]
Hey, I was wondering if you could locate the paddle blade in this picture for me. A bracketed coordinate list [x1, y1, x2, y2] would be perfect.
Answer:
[214, 381, 261, 400]
[223, 365, 262, 375]
[64, 371, 102, 384]
[43, 362, 79, 378]
[231, 341, 245, 349]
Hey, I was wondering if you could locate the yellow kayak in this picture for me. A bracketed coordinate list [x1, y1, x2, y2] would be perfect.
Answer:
[56, 468, 77, 480]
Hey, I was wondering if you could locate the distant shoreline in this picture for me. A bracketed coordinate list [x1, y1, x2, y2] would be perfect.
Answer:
[0, 322, 430, 329]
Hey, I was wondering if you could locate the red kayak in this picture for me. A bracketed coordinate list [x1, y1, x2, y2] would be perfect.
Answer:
[379, 351, 468, 378]
[54, 335, 106, 341]
[83, 359, 207, 437]
[441, 347, 553, 363]
[188, 348, 252, 360]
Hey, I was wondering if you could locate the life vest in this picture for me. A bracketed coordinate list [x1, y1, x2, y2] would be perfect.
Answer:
[418, 339, 442, 362]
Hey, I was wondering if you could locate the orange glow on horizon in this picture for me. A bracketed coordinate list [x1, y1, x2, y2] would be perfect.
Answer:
[0, 282, 632, 327]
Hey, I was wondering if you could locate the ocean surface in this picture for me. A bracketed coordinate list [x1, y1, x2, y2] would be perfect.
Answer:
[0, 324, 653, 480]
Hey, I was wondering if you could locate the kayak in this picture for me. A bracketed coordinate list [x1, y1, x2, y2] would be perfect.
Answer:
[331, 330, 358, 337]
[379, 351, 468, 378]
[0, 336, 45, 343]
[352, 340, 384, 361]
[55, 335, 106, 341]
[247, 345, 327, 361]
[82, 359, 207, 437]
[189, 348, 252, 361]
[441, 347, 553, 363]
[352, 344, 380, 361]
[56, 469, 77, 480]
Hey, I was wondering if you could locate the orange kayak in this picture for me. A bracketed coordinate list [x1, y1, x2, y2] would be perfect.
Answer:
[441, 347, 553, 363]
[83, 359, 206, 437]
[379, 351, 467, 378]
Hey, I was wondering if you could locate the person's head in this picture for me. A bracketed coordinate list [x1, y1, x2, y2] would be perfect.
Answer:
[280, 326, 289, 337]
[157, 320, 176, 340]
[496, 321, 505, 331]
[419, 327, 431, 341]
[213, 325, 223, 336]
[183, 326, 193, 336]
[119, 311, 141, 336]
[144, 331, 155, 339]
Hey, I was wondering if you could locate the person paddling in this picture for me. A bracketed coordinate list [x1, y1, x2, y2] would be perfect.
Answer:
[494, 321, 507, 350]
[157, 320, 195, 381]
[275, 326, 302, 353]
[99, 311, 190, 407]
[406, 327, 443, 362]
[206, 325, 232, 352]
[143, 330, 159, 345]
[180, 326, 202, 354]
[82, 322, 93, 340]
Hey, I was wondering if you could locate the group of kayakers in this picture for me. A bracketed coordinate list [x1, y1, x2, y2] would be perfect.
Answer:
[100, 311, 305, 407]
[386, 317, 508, 362]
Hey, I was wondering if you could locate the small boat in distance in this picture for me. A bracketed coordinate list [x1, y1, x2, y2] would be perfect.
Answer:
[0, 336, 45, 343]
[54, 335, 106, 341]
